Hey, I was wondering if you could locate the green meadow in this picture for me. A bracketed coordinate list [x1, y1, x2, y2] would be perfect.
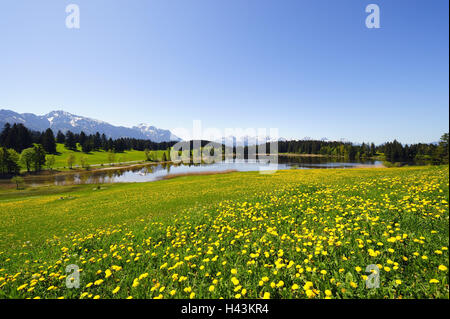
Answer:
[0, 166, 448, 299]
[45, 144, 166, 170]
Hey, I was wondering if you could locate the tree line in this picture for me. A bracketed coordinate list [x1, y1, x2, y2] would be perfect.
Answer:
[0, 123, 177, 177]
[0, 122, 448, 177]
[60, 130, 177, 153]
[267, 133, 449, 164]
[273, 140, 376, 160]
[0, 123, 57, 154]
[378, 134, 449, 165]
[0, 123, 177, 155]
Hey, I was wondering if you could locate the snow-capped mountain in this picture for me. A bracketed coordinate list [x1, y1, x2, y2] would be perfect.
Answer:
[0, 109, 180, 142]
[132, 123, 180, 142]
[216, 135, 286, 147]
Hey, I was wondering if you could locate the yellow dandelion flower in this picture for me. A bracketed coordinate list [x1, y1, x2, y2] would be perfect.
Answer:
[94, 279, 104, 286]
[429, 279, 439, 284]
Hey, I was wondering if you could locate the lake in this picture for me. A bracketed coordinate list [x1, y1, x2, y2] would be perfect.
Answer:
[23, 156, 383, 186]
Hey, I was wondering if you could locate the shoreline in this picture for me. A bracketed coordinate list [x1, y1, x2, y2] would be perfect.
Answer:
[0, 156, 387, 185]
[1, 152, 385, 182]
[0, 164, 389, 191]
[162, 169, 238, 180]
[0, 160, 175, 182]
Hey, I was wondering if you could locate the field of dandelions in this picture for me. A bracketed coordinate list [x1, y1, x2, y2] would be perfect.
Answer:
[0, 166, 448, 299]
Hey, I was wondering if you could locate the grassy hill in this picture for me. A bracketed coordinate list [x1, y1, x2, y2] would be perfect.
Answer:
[0, 166, 448, 299]
[45, 144, 167, 170]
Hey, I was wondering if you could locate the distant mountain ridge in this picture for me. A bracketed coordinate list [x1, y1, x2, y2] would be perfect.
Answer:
[0, 109, 180, 142]
[215, 135, 287, 147]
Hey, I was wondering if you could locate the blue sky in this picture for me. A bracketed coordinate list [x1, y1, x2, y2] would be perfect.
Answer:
[0, 0, 448, 144]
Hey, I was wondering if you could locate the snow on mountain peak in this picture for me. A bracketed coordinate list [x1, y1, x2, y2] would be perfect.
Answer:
[0, 109, 180, 142]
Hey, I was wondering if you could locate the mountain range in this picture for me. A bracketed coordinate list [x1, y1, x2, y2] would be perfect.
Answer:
[0, 109, 180, 143]
[0, 109, 342, 145]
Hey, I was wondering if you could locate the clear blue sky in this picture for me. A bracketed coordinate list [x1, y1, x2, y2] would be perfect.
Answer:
[0, 0, 448, 144]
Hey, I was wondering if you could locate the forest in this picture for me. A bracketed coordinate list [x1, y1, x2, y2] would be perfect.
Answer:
[273, 135, 449, 164]
[0, 122, 448, 177]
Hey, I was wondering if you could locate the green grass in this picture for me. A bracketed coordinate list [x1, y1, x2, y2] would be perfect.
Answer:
[0, 166, 448, 299]
[43, 144, 167, 170]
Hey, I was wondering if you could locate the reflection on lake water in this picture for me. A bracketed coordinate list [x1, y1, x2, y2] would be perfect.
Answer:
[32, 156, 383, 186]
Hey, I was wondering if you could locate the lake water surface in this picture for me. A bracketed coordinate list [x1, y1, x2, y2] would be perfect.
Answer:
[29, 156, 383, 186]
